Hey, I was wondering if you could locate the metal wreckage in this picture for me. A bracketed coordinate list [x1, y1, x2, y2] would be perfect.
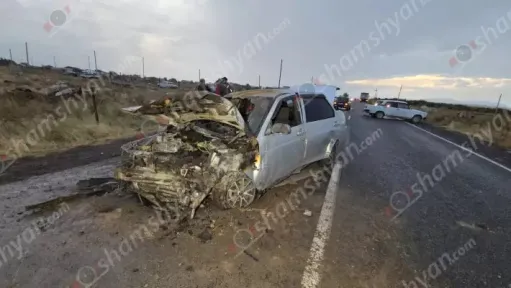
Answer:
[115, 92, 261, 219]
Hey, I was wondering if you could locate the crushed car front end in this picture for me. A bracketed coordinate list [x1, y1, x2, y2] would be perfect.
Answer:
[115, 93, 261, 218]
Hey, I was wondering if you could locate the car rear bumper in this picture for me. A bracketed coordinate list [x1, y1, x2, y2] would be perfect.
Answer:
[334, 104, 350, 109]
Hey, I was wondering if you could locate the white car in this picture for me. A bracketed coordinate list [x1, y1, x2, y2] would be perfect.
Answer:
[363, 100, 428, 124]
[158, 81, 178, 88]
[79, 69, 100, 79]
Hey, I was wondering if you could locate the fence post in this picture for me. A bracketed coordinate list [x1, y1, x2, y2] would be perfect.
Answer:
[92, 89, 100, 124]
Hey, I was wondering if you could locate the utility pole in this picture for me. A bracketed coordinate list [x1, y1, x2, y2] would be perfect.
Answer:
[142, 57, 145, 78]
[9, 49, 12, 61]
[397, 85, 402, 99]
[258, 75, 261, 88]
[278, 59, 283, 88]
[53, 56, 57, 67]
[88, 56, 91, 70]
[94, 50, 98, 70]
[198, 69, 201, 81]
[374, 88, 378, 98]
[495, 93, 503, 115]
[311, 76, 314, 83]
[25, 42, 29, 65]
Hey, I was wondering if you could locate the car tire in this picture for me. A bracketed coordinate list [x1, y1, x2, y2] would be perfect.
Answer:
[320, 141, 339, 171]
[212, 171, 257, 209]
[411, 115, 422, 124]
[375, 111, 385, 119]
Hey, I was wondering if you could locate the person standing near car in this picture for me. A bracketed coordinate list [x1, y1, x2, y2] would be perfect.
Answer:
[197, 78, 213, 92]
[215, 77, 231, 96]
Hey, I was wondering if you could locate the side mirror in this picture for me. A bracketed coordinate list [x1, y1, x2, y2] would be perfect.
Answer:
[271, 123, 291, 134]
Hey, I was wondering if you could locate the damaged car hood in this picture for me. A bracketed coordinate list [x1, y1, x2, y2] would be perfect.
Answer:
[122, 93, 250, 135]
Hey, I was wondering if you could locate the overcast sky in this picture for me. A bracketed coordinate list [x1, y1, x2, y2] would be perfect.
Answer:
[2, 0, 511, 106]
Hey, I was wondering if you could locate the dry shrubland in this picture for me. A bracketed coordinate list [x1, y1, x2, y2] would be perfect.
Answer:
[0, 63, 262, 159]
[0, 66, 173, 157]
[419, 104, 511, 149]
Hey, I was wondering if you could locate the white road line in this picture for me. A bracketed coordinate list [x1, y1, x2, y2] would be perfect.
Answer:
[301, 162, 342, 288]
[405, 122, 511, 174]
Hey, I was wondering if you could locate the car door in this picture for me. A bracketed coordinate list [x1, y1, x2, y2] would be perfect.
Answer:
[258, 95, 306, 188]
[384, 101, 399, 117]
[301, 94, 337, 164]
[395, 102, 411, 119]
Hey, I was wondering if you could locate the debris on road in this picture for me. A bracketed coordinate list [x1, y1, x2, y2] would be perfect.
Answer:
[303, 210, 312, 217]
[76, 177, 118, 193]
[243, 250, 259, 262]
[198, 228, 213, 243]
[456, 220, 493, 233]
[25, 178, 118, 212]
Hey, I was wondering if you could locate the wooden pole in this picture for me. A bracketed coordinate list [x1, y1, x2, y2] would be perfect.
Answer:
[397, 85, 402, 99]
[25, 42, 29, 65]
[495, 93, 503, 115]
[92, 90, 99, 124]
[94, 50, 98, 70]
[278, 59, 283, 88]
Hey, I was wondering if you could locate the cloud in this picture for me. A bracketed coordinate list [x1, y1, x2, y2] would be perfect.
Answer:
[345, 74, 511, 90]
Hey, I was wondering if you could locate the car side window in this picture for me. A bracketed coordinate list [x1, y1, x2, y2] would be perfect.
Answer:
[397, 103, 409, 109]
[271, 96, 302, 127]
[387, 101, 398, 108]
[303, 96, 334, 122]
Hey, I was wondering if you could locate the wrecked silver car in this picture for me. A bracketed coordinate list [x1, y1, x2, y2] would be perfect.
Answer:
[115, 92, 263, 218]
[116, 89, 349, 218]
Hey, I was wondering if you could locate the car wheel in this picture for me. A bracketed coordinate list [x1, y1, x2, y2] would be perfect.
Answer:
[411, 115, 422, 124]
[329, 141, 340, 169]
[375, 111, 385, 119]
[212, 171, 256, 209]
[320, 141, 339, 171]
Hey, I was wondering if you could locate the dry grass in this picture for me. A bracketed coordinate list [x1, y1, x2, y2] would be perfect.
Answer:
[413, 104, 511, 149]
[0, 66, 181, 157]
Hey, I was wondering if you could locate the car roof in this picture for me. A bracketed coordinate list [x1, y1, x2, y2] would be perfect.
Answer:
[382, 99, 408, 104]
[227, 89, 292, 99]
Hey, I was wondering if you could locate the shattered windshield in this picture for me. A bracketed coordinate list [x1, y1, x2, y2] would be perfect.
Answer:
[230, 97, 274, 134]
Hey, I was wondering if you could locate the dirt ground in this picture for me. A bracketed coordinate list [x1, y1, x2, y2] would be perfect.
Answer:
[0, 149, 331, 288]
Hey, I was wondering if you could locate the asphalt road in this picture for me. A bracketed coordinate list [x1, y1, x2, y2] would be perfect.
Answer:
[0, 101, 510, 288]
[320, 102, 511, 288]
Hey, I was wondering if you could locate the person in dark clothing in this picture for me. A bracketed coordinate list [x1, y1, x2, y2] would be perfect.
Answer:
[215, 77, 233, 96]
[197, 78, 213, 92]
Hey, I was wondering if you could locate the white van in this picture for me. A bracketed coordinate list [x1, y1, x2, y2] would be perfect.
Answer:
[289, 84, 341, 103]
